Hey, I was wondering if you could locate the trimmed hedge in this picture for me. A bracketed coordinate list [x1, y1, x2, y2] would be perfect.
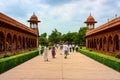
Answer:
[79, 49, 120, 72]
[0, 50, 39, 73]
[41, 46, 44, 54]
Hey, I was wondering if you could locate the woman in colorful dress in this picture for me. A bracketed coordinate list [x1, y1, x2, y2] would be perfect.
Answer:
[51, 46, 56, 58]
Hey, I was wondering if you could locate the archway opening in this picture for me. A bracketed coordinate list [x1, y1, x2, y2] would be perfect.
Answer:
[13, 35, 17, 50]
[114, 35, 119, 51]
[18, 36, 21, 49]
[108, 36, 113, 52]
[22, 37, 25, 49]
[6, 33, 12, 51]
[103, 37, 106, 51]
[99, 38, 102, 50]
[0, 32, 5, 52]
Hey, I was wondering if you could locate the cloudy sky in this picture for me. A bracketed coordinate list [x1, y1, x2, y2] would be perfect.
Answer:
[0, 0, 120, 36]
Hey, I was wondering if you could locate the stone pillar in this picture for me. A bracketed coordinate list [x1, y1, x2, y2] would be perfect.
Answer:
[106, 36, 108, 52]
[112, 37, 115, 53]
[86, 39, 88, 49]
[4, 36, 7, 52]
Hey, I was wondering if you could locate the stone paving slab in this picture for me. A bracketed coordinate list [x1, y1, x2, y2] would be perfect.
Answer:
[0, 49, 120, 80]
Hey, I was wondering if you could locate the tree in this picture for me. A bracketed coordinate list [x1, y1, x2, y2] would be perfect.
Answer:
[48, 29, 61, 44]
[39, 33, 48, 46]
[78, 27, 87, 45]
[39, 27, 87, 46]
[60, 32, 78, 44]
[41, 33, 47, 37]
[72, 33, 79, 44]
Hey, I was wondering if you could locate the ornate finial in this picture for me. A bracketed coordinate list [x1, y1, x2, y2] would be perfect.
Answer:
[115, 14, 117, 18]
[90, 12, 91, 16]
[33, 12, 35, 15]
[107, 18, 109, 22]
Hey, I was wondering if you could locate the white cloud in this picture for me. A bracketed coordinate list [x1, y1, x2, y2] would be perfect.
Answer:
[0, 0, 120, 35]
[39, 1, 78, 24]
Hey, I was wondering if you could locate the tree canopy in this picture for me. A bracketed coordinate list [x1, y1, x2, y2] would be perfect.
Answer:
[39, 32, 48, 45]
[48, 29, 61, 44]
[39, 27, 87, 45]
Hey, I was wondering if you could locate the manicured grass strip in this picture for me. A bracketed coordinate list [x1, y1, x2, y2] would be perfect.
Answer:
[79, 49, 120, 72]
[0, 50, 39, 73]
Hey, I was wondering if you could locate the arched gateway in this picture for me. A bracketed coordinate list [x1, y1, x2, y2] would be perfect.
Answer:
[85, 14, 120, 55]
[0, 13, 40, 58]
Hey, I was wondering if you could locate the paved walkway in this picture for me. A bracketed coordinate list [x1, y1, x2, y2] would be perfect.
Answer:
[0, 49, 120, 80]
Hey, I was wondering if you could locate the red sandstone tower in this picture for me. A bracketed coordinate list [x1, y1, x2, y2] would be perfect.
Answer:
[28, 13, 40, 47]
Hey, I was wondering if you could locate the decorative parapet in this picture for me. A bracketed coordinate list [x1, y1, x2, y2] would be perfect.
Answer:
[86, 17, 120, 37]
[0, 12, 37, 35]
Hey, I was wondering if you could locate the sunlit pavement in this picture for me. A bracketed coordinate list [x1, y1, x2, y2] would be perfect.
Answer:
[0, 49, 120, 80]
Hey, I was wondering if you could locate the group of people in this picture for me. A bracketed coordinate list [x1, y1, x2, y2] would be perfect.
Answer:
[39, 43, 79, 62]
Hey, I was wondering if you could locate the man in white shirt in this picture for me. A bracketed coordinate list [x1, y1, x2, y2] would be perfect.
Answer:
[64, 44, 69, 59]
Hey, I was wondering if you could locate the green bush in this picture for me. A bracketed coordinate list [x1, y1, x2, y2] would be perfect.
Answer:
[41, 46, 44, 54]
[78, 48, 120, 72]
[3, 54, 10, 58]
[115, 54, 120, 59]
[89, 50, 92, 51]
[0, 50, 39, 73]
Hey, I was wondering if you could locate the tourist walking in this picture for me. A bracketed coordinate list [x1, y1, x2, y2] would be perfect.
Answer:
[38, 44, 41, 55]
[76, 44, 78, 52]
[59, 44, 63, 55]
[72, 44, 75, 52]
[69, 44, 72, 52]
[64, 43, 69, 59]
[51, 46, 56, 58]
[43, 45, 48, 61]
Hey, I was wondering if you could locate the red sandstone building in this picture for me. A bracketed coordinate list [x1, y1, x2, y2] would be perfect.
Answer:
[85, 14, 120, 55]
[0, 12, 40, 58]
